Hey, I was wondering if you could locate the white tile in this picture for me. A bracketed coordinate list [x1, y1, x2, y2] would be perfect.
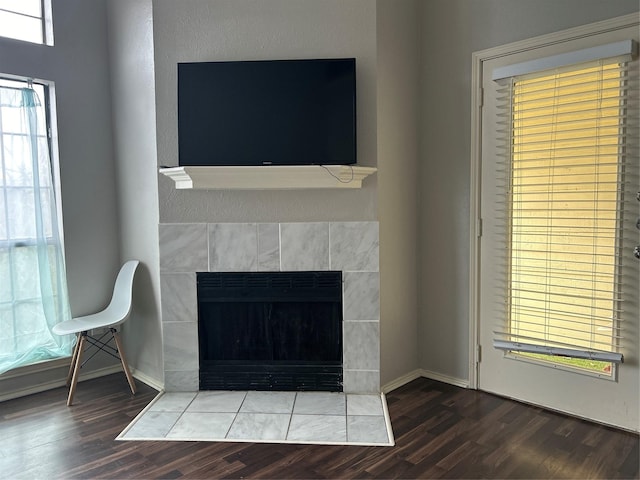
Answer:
[343, 272, 380, 320]
[258, 223, 280, 271]
[343, 321, 379, 370]
[347, 415, 389, 444]
[160, 273, 197, 323]
[159, 223, 208, 272]
[209, 223, 258, 272]
[342, 370, 380, 394]
[280, 223, 329, 271]
[165, 412, 236, 440]
[149, 392, 197, 412]
[240, 391, 296, 414]
[162, 322, 198, 371]
[293, 392, 346, 415]
[164, 370, 199, 392]
[226, 413, 290, 441]
[122, 411, 182, 438]
[287, 414, 346, 443]
[347, 394, 383, 416]
[330, 222, 379, 272]
[187, 391, 247, 413]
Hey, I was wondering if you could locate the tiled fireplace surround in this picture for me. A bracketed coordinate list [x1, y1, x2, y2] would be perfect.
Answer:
[159, 221, 380, 394]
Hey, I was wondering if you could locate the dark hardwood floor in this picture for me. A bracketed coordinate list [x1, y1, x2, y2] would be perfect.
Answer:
[0, 374, 637, 479]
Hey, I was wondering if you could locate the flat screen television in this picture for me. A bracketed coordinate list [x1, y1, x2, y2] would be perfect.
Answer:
[177, 58, 356, 166]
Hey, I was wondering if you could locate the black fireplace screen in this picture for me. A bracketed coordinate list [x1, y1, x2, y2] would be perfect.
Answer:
[197, 271, 343, 391]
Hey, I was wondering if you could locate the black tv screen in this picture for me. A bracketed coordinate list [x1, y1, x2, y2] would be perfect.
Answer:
[177, 58, 356, 166]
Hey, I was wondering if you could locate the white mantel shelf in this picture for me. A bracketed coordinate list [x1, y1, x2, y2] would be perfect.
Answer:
[159, 165, 377, 190]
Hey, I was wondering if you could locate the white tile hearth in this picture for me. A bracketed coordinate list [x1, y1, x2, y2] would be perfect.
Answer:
[167, 412, 236, 440]
[123, 410, 182, 438]
[227, 413, 291, 441]
[347, 393, 383, 415]
[287, 414, 346, 443]
[187, 391, 246, 412]
[293, 391, 345, 415]
[240, 391, 296, 413]
[118, 391, 394, 447]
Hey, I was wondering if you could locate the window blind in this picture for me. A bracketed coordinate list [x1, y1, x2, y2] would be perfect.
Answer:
[492, 47, 638, 364]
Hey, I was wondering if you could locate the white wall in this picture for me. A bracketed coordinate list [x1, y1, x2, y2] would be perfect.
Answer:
[107, 0, 163, 386]
[0, 0, 122, 396]
[152, 0, 378, 224]
[376, 0, 421, 386]
[418, 0, 639, 383]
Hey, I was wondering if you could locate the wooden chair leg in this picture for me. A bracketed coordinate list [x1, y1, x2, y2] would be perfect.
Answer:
[65, 333, 82, 387]
[67, 333, 86, 406]
[111, 328, 136, 395]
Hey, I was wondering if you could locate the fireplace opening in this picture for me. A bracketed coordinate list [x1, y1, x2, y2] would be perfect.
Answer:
[197, 271, 343, 391]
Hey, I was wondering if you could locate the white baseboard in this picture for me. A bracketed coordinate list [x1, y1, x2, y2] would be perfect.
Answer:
[382, 368, 470, 394]
[0, 378, 67, 403]
[381, 369, 423, 393]
[419, 369, 469, 389]
[0, 357, 71, 380]
[76, 364, 126, 383]
[131, 368, 164, 392]
[0, 364, 124, 403]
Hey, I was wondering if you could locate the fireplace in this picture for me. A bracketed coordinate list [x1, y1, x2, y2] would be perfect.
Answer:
[159, 221, 380, 394]
[197, 271, 343, 391]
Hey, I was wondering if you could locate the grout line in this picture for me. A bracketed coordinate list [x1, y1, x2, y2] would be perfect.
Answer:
[163, 392, 198, 439]
[284, 392, 297, 440]
[237, 390, 248, 413]
[223, 412, 237, 439]
[227, 391, 248, 439]
[166, 410, 185, 439]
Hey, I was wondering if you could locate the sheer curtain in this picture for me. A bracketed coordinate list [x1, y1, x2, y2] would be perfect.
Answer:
[0, 85, 73, 374]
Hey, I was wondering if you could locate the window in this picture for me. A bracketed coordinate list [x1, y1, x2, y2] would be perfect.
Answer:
[0, 76, 73, 374]
[492, 44, 637, 375]
[0, 0, 52, 45]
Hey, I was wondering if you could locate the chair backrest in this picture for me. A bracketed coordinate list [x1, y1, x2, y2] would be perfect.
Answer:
[104, 260, 140, 326]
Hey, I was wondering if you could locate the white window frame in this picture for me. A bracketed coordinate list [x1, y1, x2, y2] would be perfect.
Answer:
[0, 0, 54, 46]
[468, 13, 640, 389]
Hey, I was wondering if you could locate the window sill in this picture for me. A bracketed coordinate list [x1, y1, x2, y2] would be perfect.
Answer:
[0, 356, 71, 380]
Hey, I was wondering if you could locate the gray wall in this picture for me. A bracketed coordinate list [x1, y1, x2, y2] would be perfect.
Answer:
[150, 0, 424, 387]
[377, 0, 421, 386]
[107, 0, 163, 385]
[0, 0, 121, 395]
[152, 0, 378, 224]
[417, 0, 640, 382]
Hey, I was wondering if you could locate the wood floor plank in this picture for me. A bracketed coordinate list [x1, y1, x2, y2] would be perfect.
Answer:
[0, 374, 637, 479]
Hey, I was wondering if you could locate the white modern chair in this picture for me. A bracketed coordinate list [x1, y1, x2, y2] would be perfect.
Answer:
[52, 260, 140, 406]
